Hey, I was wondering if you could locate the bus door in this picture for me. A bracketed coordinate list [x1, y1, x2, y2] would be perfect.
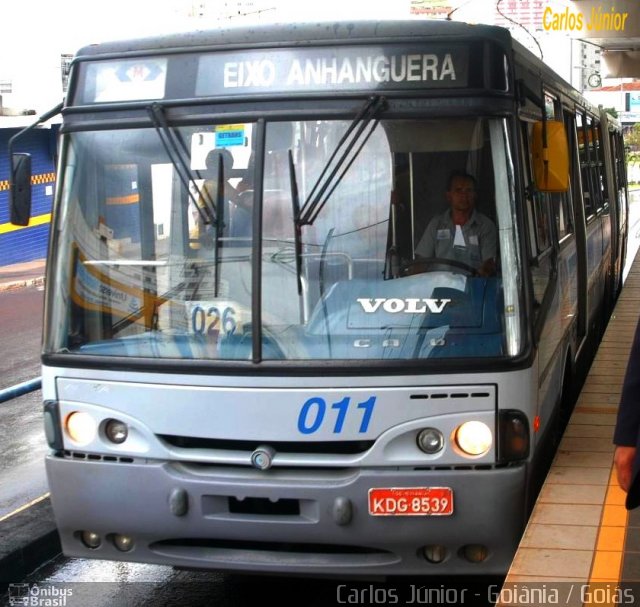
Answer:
[606, 126, 628, 293]
[520, 118, 558, 375]
[566, 110, 588, 352]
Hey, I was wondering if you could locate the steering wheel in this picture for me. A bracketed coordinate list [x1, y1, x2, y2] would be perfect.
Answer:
[400, 257, 477, 277]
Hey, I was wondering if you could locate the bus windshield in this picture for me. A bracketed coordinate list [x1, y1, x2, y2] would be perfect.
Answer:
[47, 115, 522, 362]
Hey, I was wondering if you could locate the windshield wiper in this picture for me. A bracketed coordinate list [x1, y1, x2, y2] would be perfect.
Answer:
[288, 149, 303, 296]
[297, 95, 387, 227]
[147, 103, 217, 227]
[147, 103, 226, 296]
[213, 153, 226, 297]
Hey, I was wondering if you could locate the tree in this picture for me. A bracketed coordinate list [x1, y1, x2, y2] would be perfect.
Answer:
[624, 122, 640, 175]
[626, 123, 640, 146]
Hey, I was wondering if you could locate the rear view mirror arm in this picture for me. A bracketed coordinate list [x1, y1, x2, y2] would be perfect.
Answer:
[8, 101, 63, 226]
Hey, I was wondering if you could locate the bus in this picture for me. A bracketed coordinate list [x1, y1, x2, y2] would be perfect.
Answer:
[10, 20, 628, 576]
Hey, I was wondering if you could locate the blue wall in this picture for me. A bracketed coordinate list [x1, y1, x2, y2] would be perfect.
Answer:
[0, 126, 58, 266]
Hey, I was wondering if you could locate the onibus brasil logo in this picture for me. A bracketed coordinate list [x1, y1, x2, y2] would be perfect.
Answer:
[8, 584, 73, 607]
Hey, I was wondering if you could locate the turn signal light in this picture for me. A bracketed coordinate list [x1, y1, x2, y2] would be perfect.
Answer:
[498, 410, 530, 462]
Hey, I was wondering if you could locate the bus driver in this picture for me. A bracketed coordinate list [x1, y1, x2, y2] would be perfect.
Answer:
[415, 170, 497, 277]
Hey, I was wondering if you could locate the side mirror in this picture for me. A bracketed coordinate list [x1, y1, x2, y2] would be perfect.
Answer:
[532, 120, 569, 193]
[10, 153, 32, 226]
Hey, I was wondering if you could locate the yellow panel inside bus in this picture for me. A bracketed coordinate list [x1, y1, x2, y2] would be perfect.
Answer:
[532, 120, 569, 193]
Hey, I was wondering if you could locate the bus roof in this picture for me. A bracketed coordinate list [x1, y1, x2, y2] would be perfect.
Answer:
[75, 20, 513, 59]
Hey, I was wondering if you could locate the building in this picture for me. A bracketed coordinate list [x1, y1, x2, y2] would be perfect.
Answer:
[585, 81, 640, 124]
[492, 0, 602, 91]
[0, 118, 58, 265]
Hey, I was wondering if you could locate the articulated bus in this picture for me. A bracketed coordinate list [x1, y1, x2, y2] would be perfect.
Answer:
[10, 20, 628, 576]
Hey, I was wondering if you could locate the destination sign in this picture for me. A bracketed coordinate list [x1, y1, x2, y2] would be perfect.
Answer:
[196, 45, 470, 96]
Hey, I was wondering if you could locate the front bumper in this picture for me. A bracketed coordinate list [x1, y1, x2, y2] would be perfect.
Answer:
[46, 454, 527, 577]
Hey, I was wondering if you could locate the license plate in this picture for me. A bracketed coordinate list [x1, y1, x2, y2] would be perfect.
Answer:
[368, 487, 453, 516]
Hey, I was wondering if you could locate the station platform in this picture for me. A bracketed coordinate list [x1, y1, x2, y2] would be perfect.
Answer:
[500, 252, 640, 604]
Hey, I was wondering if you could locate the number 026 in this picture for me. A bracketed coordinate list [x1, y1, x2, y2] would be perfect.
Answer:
[190, 304, 237, 336]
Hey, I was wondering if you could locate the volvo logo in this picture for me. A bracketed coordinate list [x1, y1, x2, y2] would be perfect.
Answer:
[357, 298, 451, 314]
[250, 445, 276, 470]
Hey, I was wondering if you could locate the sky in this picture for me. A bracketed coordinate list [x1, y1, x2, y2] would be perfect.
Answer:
[0, 0, 589, 113]
[3, 0, 397, 51]
[2, 0, 497, 54]
[4, 0, 189, 54]
[0, 0, 434, 111]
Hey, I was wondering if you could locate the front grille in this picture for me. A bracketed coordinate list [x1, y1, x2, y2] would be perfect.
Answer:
[63, 450, 134, 463]
[410, 390, 491, 399]
[158, 435, 374, 455]
[413, 461, 521, 471]
[151, 538, 390, 555]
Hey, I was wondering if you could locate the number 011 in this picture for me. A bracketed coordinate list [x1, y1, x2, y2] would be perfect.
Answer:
[297, 396, 376, 434]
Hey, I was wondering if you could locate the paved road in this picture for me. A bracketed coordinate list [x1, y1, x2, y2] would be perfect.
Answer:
[0, 283, 47, 519]
[0, 391, 47, 519]
[17, 559, 500, 607]
[0, 283, 44, 388]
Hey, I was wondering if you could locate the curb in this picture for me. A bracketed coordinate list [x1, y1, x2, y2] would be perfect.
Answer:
[0, 276, 45, 293]
[0, 497, 60, 585]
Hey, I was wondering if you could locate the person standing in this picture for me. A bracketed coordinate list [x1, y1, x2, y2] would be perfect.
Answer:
[614, 318, 640, 508]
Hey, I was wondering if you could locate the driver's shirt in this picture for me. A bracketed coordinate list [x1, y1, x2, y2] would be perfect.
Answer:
[415, 209, 497, 269]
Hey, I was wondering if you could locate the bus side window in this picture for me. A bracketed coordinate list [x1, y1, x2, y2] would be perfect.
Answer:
[592, 120, 608, 214]
[521, 121, 554, 313]
[553, 185, 574, 243]
[576, 111, 595, 220]
[545, 109, 575, 244]
[611, 132, 628, 228]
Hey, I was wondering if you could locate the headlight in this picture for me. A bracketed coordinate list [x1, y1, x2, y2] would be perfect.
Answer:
[65, 411, 97, 445]
[454, 421, 492, 456]
[417, 428, 445, 454]
[105, 419, 128, 444]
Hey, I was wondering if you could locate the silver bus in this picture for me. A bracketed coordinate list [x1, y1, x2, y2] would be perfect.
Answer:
[10, 20, 628, 576]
